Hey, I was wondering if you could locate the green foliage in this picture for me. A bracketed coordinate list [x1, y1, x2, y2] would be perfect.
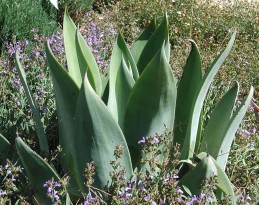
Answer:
[12, 10, 255, 204]
[0, 0, 57, 46]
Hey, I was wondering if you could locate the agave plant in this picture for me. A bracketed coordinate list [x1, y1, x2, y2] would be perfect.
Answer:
[11, 10, 254, 204]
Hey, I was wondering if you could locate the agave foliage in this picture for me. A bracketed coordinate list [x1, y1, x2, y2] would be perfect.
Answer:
[10, 10, 254, 204]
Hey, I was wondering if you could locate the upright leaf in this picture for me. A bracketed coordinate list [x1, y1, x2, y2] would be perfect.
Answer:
[180, 31, 237, 160]
[137, 14, 170, 74]
[46, 42, 79, 171]
[64, 9, 101, 90]
[15, 52, 49, 155]
[74, 74, 133, 191]
[107, 33, 137, 124]
[76, 29, 102, 96]
[174, 40, 202, 146]
[63, 9, 81, 86]
[131, 19, 157, 64]
[216, 86, 254, 170]
[200, 83, 239, 158]
[16, 137, 60, 204]
[108, 56, 135, 127]
[123, 45, 177, 166]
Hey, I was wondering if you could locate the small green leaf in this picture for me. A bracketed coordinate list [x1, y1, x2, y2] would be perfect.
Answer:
[15, 52, 49, 155]
[74, 74, 133, 191]
[178, 155, 217, 196]
[196, 153, 236, 203]
[16, 137, 60, 204]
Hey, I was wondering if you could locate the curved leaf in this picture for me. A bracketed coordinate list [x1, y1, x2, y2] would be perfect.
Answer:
[174, 40, 202, 146]
[200, 83, 239, 158]
[74, 74, 133, 191]
[216, 86, 254, 170]
[46, 42, 79, 172]
[108, 33, 136, 124]
[196, 153, 236, 203]
[15, 52, 49, 155]
[137, 14, 170, 74]
[123, 45, 177, 166]
[131, 19, 157, 65]
[180, 31, 237, 160]
[16, 137, 60, 204]
[76, 29, 102, 96]
[178, 155, 218, 196]
[64, 9, 101, 90]
[108, 56, 135, 126]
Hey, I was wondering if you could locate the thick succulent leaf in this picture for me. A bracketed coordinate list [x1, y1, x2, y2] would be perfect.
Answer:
[46, 42, 79, 171]
[199, 83, 239, 157]
[212, 158, 235, 203]
[137, 14, 170, 74]
[216, 86, 254, 170]
[123, 45, 177, 166]
[15, 137, 60, 204]
[108, 56, 135, 126]
[197, 153, 236, 203]
[15, 52, 49, 155]
[174, 40, 202, 146]
[0, 134, 10, 154]
[76, 29, 102, 96]
[110, 33, 138, 81]
[64, 9, 101, 89]
[108, 33, 137, 123]
[178, 155, 218, 196]
[130, 19, 157, 64]
[74, 74, 133, 191]
[180, 31, 237, 160]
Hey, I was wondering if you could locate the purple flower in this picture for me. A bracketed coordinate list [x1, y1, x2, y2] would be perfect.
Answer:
[199, 192, 205, 199]
[144, 194, 151, 201]
[190, 195, 198, 203]
[165, 173, 170, 182]
[152, 136, 159, 144]
[0, 190, 7, 196]
[138, 137, 147, 144]
[176, 197, 182, 202]
[173, 174, 179, 179]
[176, 187, 183, 194]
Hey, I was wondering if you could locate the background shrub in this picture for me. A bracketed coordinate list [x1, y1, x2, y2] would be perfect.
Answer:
[0, 0, 57, 51]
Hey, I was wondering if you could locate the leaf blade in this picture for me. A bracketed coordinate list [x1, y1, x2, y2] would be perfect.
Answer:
[15, 52, 49, 154]
[74, 74, 133, 190]
[181, 31, 237, 160]
[123, 45, 177, 166]
[16, 137, 60, 204]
